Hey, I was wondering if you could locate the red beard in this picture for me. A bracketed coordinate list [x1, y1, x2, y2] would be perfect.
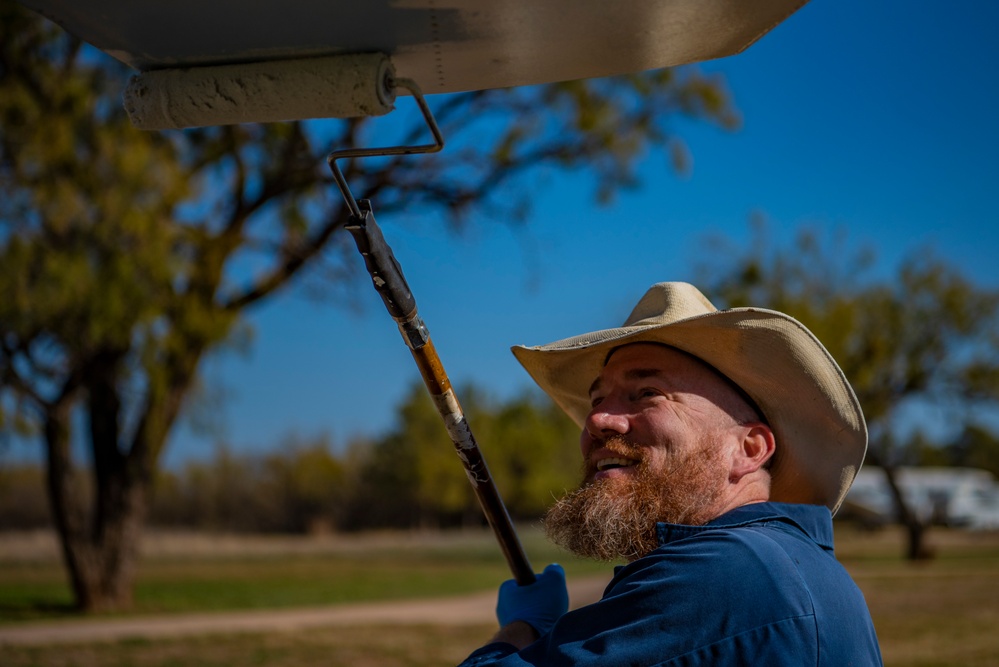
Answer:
[544, 435, 728, 562]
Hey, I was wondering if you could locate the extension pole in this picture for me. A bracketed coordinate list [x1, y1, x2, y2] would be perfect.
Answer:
[328, 79, 534, 585]
[343, 201, 535, 586]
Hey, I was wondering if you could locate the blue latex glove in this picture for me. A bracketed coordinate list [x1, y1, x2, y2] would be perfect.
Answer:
[496, 563, 569, 636]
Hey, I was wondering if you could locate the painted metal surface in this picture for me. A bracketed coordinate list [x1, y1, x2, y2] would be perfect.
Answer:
[20, 0, 807, 93]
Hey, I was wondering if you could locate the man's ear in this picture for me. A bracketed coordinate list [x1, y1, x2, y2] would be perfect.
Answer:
[730, 423, 776, 481]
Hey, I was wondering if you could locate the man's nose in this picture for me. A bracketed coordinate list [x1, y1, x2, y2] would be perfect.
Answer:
[584, 400, 630, 439]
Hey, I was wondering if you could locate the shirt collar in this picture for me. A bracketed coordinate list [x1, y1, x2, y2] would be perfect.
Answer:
[654, 502, 835, 551]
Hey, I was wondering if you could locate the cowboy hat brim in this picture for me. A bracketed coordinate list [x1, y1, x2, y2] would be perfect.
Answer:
[511, 283, 867, 513]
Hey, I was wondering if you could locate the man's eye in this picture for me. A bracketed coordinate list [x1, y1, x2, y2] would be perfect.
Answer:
[638, 388, 659, 399]
[590, 396, 604, 408]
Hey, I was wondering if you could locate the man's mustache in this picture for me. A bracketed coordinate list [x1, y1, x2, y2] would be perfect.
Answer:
[593, 435, 646, 458]
[582, 436, 647, 480]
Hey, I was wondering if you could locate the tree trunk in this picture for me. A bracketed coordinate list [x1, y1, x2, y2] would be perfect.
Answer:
[45, 401, 149, 612]
[880, 465, 934, 561]
[42, 340, 188, 614]
[903, 516, 932, 561]
[61, 492, 146, 612]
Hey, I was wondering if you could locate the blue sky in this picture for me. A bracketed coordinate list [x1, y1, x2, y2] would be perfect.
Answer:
[153, 0, 998, 465]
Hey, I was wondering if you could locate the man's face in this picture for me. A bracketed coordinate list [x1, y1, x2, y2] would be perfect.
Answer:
[580, 343, 752, 484]
[543, 343, 756, 561]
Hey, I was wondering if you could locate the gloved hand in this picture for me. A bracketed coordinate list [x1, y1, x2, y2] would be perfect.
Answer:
[496, 563, 569, 636]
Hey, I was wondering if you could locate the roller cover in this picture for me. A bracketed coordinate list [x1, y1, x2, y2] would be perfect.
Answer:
[123, 53, 395, 130]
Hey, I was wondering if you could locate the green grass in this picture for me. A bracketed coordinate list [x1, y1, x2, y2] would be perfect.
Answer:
[2, 525, 999, 666]
[0, 526, 606, 622]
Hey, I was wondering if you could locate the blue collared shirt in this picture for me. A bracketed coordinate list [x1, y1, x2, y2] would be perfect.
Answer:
[460, 502, 883, 666]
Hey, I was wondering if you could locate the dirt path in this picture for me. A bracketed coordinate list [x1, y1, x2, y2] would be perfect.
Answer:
[0, 576, 610, 646]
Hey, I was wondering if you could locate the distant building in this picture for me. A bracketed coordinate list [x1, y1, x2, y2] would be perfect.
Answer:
[843, 467, 999, 530]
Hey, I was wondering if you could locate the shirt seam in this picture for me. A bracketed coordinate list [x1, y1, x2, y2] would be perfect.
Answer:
[753, 527, 822, 667]
[649, 613, 818, 667]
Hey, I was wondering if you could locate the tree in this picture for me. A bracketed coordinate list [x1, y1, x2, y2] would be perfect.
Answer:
[907, 424, 999, 479]
[945, 425, 999, 477]
[261, 434, 345, 534]
[699, 222, 999, 559]
[342, 381, 582, 530]
[0, 0, 738, 610]
[478, 392, 582, 518]
[148, 435, 344, 533]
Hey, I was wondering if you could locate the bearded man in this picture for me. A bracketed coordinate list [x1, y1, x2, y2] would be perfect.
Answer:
[459, 282, 883, 667]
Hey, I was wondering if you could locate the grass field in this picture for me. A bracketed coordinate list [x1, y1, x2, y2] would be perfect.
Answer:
[836, 526, 999, 666]
[1, 524, 998, 666]
[0, 527, 608, 622]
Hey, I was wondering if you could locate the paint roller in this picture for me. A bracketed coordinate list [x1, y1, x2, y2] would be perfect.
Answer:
[122, 53, 396, 130]
[124, 52, 537, 584]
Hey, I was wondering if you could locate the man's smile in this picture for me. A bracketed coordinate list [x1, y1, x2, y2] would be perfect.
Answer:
[596, 457, 638, 472]
[593, 456, 640, 480]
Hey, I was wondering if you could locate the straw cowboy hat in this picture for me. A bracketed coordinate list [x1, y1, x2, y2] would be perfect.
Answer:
[512, 282, 867, 513]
